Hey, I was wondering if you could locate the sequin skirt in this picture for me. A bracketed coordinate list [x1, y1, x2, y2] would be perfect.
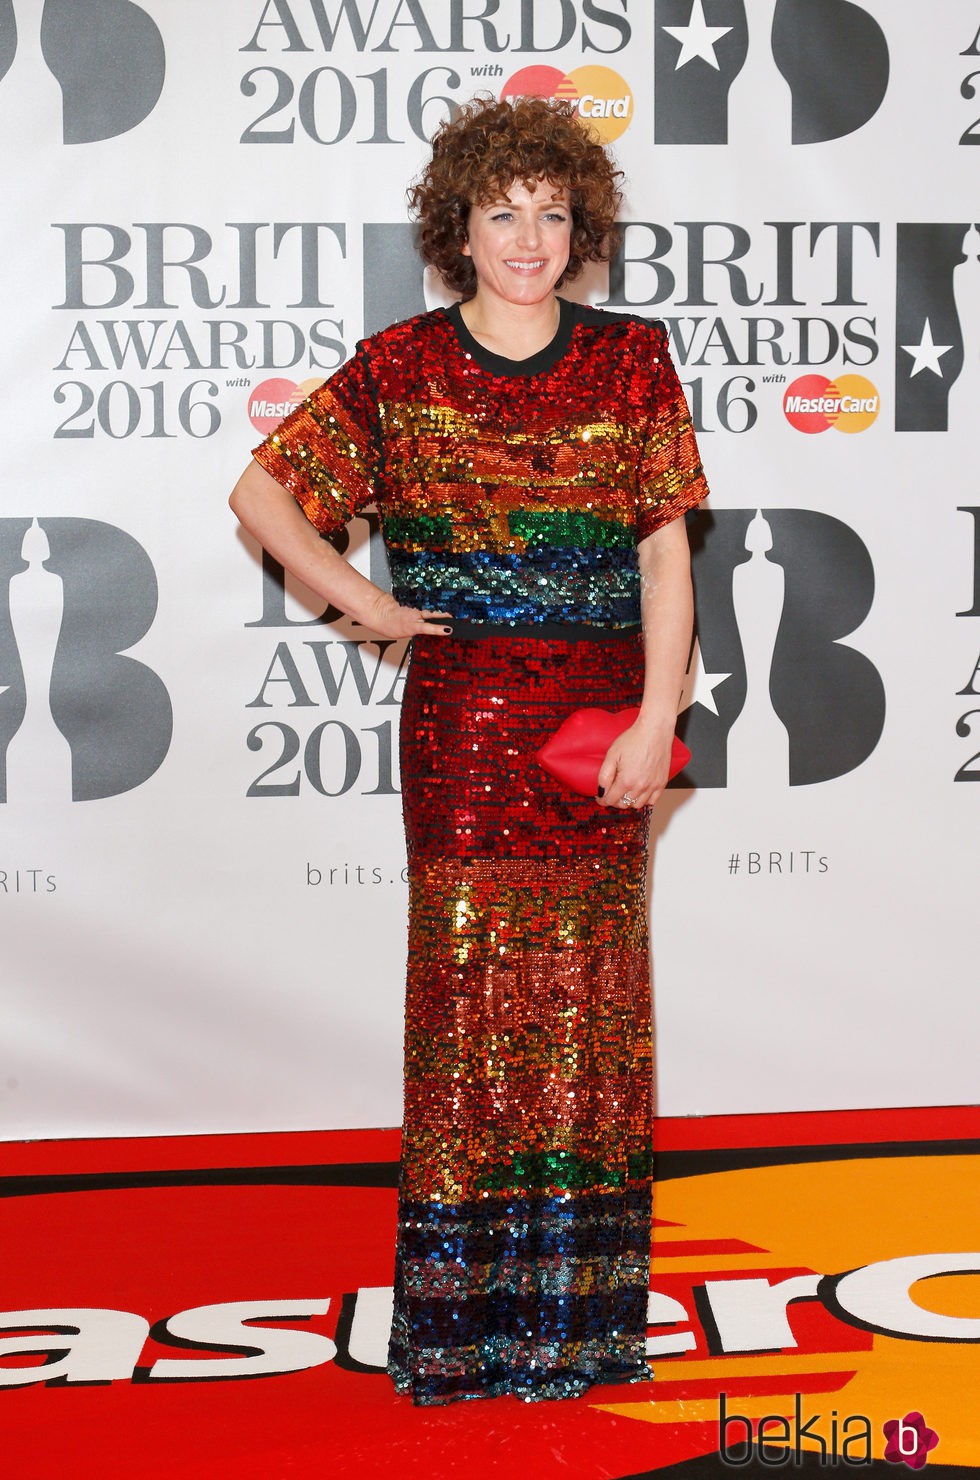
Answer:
[386, 629, 655, 1405]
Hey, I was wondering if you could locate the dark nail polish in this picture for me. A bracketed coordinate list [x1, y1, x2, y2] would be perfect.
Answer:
[597, 786, 605, 798]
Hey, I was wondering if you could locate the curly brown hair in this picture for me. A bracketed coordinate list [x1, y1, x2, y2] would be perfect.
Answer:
[407, 95, 623, 297]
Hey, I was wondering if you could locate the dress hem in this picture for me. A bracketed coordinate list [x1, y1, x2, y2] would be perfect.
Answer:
[386, 1357, 654, 1406]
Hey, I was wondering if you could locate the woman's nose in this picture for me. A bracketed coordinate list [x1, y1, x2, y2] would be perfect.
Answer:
[517, 213, 542, 248]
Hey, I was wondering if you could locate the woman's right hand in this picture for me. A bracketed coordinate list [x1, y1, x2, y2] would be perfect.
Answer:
[230, 461, 454, 638]
[365, 590, 454, 639]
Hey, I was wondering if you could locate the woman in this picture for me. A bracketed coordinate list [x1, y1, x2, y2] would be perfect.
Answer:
[230, 95, 708, 1406]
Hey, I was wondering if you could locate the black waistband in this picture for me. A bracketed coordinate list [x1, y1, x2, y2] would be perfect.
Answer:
[430, 620, 642, 642]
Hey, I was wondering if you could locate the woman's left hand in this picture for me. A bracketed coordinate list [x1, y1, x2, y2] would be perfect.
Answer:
[596, 718, 676, 810]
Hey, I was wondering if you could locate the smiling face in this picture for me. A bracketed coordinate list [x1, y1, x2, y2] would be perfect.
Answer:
[460, 177, 572, 311]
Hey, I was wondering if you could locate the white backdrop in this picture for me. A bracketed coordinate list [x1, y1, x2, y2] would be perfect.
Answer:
[2, 0, 977, 1140]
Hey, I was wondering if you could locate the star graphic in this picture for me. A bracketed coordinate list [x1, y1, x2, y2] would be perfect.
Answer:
[662, 0, 732, 70]
[900, 318, 954, 378]
[678, 637, 730, 717]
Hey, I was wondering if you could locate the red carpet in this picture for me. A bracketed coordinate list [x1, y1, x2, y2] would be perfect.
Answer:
[1, 1107, 977, 1478]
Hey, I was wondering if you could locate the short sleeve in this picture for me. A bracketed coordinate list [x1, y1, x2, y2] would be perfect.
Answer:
[636, 324, 709, 541]
[251, 340, 383, 537]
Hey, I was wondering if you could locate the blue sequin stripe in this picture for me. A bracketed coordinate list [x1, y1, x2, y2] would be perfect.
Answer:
[389, 548, 642, 626]
[388, 1187, 651, 1404]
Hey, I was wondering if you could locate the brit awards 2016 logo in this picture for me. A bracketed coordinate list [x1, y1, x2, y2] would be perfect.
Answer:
[0, 518, 172, 803]
[238, 0, 632, 147]
[236, 0, 889, 150]
[52, 219, 349, 443]
[0, 0, 165, 142]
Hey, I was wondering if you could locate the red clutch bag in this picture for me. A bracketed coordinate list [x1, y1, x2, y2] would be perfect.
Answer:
[536, 707, 691, 798]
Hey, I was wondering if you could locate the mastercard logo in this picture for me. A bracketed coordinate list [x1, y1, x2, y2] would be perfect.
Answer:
[593, 1151, 979, 1467]
[783, 374, 880, 434]
[500, 64, 634, 142]
[247, 376, 324, 435]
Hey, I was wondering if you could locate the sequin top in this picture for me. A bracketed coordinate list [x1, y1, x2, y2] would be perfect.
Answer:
[252, 297, 708, 628]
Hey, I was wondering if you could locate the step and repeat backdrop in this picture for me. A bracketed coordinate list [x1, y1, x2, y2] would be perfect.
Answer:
[1, 0, 977, 1140]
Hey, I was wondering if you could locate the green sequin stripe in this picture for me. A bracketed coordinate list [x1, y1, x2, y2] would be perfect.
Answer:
[509, 511, 633, 550]
[383, 512, 453, 546]
[382, 511, 632, 550]
[472, 1146, 654, 1192]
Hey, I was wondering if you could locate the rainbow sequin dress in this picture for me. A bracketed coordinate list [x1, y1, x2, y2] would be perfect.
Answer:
[254, 297, 708, 1405]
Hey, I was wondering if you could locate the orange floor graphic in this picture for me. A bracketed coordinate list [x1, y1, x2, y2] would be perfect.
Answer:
[1, 1106, 977, 1478]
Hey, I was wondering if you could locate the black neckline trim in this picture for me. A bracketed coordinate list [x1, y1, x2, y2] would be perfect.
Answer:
[445, 297, 578, 378]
